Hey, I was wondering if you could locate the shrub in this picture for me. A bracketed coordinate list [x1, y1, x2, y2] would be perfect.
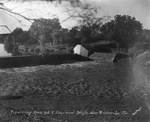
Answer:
[34, 48, 40, 55]
[40, 48, 55, 55]
[66, 47, 74, 54]
[12, 47, 22, 56]
[28, 47, 34, 55]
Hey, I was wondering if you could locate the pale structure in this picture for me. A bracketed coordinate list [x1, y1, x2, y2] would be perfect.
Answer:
[73, 45, 88, 57]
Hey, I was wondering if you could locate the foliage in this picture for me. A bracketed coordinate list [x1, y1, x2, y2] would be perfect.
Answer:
[79, 25, 92, 43]
[68, 26, 80, 45]
[0, 34, 10, 44]
[12, 27, 23, 37]
[34, 48, 41, 54]
[68, 23, 104, 45]
[79, 24, 102, 43]
[3, 27, 36, 55]
[15, 31, 31, 45]
[9, 28, 32, 45]
[65, 47, 74, 54]
[51, 28, 70, 45]
[143, 29, 150, 42]
[4, 35, 14, 53]
[101, 15, 143, 50]
[3, 17, 106, 55]
[26, 38, 38, 45]
[12, 47, 22, 56]
[59, 28, 70, 44]
[0, 35, 4, 44]
[29, 18, 61, 46]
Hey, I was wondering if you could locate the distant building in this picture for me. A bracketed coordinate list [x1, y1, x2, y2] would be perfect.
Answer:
[73, 44, 88, 57]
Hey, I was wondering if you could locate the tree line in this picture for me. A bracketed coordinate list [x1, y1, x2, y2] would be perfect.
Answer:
[0, 15, 145, 56]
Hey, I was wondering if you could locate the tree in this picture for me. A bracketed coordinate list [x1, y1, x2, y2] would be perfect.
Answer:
[60, 28, 70, 44]
[3, 27, 35, 55]
[0, 33, 10, 44]
[78, 24, 101, 44]
[68, 26, 81, 45]
[4, 35, 14, 53]
[15, 31, 31, 45]
[101, 15, 143, 51]
[68, 22, 103, 44]
[143, 29, 150, 42]
[12, 27, 23, 45]
[29, 18, 61, 46]
[51, 28, 70, 45]
[10, 27, 33, 45]
[12, 27, 23, 36]
[51, 29, 63, 45]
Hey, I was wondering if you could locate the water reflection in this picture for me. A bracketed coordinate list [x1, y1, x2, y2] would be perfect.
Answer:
[0, 44, 11, 57]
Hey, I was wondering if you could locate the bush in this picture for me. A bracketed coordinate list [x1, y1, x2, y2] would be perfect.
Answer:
[40, 48, 55, 55]
[93, 44, 111, 53]
[28, 48, 34, 55]
[65, 47, 74, 54]
[52, 50, 65, 54]
[34, 48, 40, 55]
[12, 47, 22, 56]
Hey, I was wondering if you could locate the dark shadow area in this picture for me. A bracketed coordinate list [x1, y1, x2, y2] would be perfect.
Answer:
[113, 53, 129, 62]
[0, 54, 93, 68]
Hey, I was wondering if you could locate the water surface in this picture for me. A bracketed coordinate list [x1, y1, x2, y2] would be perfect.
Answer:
[0, 44, 11, 57]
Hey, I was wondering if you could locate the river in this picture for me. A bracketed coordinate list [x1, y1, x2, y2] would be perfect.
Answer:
[0, 44, 12, 57]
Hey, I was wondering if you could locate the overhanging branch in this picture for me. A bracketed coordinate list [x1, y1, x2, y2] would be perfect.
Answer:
[0, 0, 106, 30]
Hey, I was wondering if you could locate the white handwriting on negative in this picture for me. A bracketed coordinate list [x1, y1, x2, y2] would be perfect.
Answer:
[132, 107, 142, 116]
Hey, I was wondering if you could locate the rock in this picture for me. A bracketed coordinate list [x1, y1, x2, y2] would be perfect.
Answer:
[113, 53, 129, 62]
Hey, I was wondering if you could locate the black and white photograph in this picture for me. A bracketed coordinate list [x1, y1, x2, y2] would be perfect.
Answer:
[0, 0, 150, 121]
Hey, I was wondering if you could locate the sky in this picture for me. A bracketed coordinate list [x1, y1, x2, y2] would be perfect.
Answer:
[0, 0, 150, 34]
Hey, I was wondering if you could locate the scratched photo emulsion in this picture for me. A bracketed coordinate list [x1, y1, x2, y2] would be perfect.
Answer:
[0, 0, 150, 122]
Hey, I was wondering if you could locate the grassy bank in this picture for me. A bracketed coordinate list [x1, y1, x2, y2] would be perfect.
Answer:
[0, 61, 150, 122]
